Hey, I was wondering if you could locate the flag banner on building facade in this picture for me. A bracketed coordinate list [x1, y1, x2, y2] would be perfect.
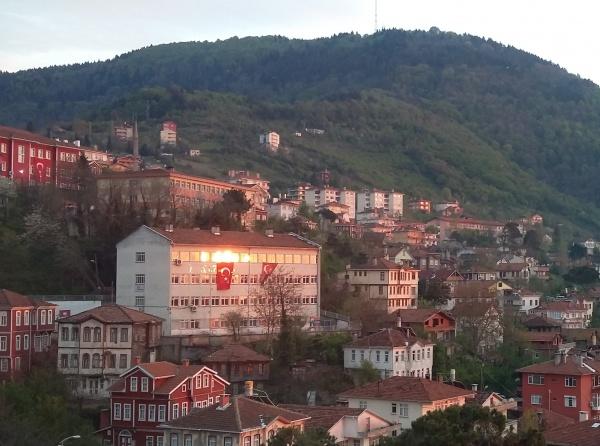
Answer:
[259, 263, 278, 285]
[216, 262, 234, 290]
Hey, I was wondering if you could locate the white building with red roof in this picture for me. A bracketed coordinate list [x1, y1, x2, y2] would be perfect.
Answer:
[0, 289, 56, 382]
[116, 225, 321, 336]
[343, 328, 434, 379]
[100, 360, 229, 446]
[337, 376, 475, 431]
[57, 303, 163, 398]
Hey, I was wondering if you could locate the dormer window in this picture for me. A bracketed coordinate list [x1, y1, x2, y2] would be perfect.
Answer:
[130, 377, 138, 392]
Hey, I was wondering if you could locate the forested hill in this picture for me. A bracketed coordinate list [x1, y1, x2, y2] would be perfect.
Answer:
[3, 29, 600, 233]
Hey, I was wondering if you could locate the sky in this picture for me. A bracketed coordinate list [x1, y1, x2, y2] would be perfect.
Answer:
[1, 0, 599, 84]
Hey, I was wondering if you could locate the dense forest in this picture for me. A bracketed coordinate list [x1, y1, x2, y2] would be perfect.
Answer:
[3, 29, 600, 232]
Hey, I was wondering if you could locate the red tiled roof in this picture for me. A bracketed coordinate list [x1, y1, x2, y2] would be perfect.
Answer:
[420, 268, 463, 282]
[517, 355, 600, 376]
[532, 408, 576, 431]
[393, 309, 455, 324]
[0, 289, 55, 309]
[0, 125, 99, 152]
[338, 376, 475, 403]
[148, 227, 319, 249]
[544, 420, 600, 446]
[161, 396, 308, 432]
[523, 315, 561, 328]
[522, 331, 562, 343]
[280, 404, 367, 430]
[58, 303, 162, 324]
[345, 328, 431, 348]
[203, 344, 271, 363]
[537, 300, 589, 312]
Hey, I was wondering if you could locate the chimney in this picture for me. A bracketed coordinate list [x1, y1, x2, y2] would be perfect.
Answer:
[450, 369, 456, 382]
[244, 380, 254, 397]
[579, 411, 589, 422]
[182, 358, 190, 367]
[219, 394, 231, 408]
[211, 226, 221, 235]
[134, 356, 141, 365]
[396, 315, 402, 328]
[593, 331, 598, 346]
[554, 352, 561, 366]
[265, 229, 274, 238]
[73, 140, 81, 147]
[471, 384, 478, 392]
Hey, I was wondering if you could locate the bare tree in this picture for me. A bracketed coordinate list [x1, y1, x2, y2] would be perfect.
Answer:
[252, 270, 303, 349]
[223, 310, 244, 342]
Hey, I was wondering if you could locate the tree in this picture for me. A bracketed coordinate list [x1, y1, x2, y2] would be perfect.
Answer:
[356, 360, 380, 385]
[419, 278, 451, 306]
[268, 427, 336, 446]
[222, 189, 251, 226]
[223, 310, 244, 341]
[253, 270, 303, 355]
[501, 222, 522, 251]
[564, 266, 599, 284]
[568, 243, 587, 260]
[523, 229, 543, 255]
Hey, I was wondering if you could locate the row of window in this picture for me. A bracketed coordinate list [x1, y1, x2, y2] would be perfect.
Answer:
[114, 396, 220, 424]
[60, 326, 129, 343]
[58, 151, 80, 163]
[170, 295, 318, 308]
[60, 352, 129, 369]
[530, 394, 578, 407]
[350, 348, 432, 363]
[171, 179, 230, 195]
[171, 273, 317, 285]
[171, 251, 318, 265]
[387, 299, 417, 308]
[0, 357, 20, 372]
[0, 334, 49, 352]
[177, 318, 263, 330]
[527, 374, 578, 387]
[352, 271, 418, 281]
[0, 309, 53, 327]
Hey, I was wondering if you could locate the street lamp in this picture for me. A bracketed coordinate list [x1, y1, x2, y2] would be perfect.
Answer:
[57, 435, 81, 445]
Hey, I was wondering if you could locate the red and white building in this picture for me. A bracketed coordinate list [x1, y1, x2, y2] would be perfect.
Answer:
[101, 360, 229, 446]
[160, 121, 177, 147]
[0, 125, 109, 188]
[0, 289, 57, 381]
[518, 353, 600, 422]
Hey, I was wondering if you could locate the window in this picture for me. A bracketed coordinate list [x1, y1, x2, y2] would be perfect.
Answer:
[135, 296, 145, 308]
[224, 438, 232, 446]
[136, 252, 146, 263]
[83, 327, 91, 342]
[181, 402, 188, 417]
[146, 437, 154, 446]
[380, 272, 385, 281]
[138, 404, 146, 421]
[93, 327, 102, 342]
[253, 435, 260, 446]
[385, 351, 389, 362]
[130, 377, 138, 392]
[148, 405, 156, 422]
[170, 434, 179, 446]
[82, 353, 90, 368]
[376, 350, 380, 362]
[136, 274, 146, 288]
[15, 335, 21, 351]
[120, 354, 128, 369]
[359, 400, 367, 409]
[158, 405, 166, 422]
[185, 435, 193, 446]
[110, 328, 118, 343]
[71, 327, 79, 341]
[60, 354, 68, 368]
[391, 403, 397, 414]
[15, 311, 21, 326]
[398, 403, 409, 417]
[0, 311, 6, 326]
[17, 145, 24, 163]
[528, 375, 544, 385]
[565, 377, 577, 387]
[61, 327, 69, 341]
[244, 437, 251, 446]
[48, 310, 53, 325]
[531, 395, 541, 405]
[203, 375, 209, 388]
[123, 403, 132, 421]
[114, 403, 122, 420]
[564, 396, 577, 408]
[0, 143, 5, 153]
[14, 357, 20, 371]
[23, 335, 29, 350]
[0, 358, 8, 372]
[157, 438, 164, 446]
[141, 377, 149, 392]
[70, 353, 78, 368]
[172, 403, 179, 419]
[40, 310, 46, 325]
[92, 353, 101, 368]
[24, 311, 29, 326]
[120, 328, 129, 342]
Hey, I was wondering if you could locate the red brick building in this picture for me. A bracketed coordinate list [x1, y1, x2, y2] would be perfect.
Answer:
[0, 289, 57, 381]
[0, 125, 109, 188]
[102, 361, 229, 446]
[518, 353, 600, 422]
[393, 308, 456, 342]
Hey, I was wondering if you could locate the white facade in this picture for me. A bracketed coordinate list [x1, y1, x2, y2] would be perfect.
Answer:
[259, 132, 280, 152]
[357, 190, 404, 217]
[267, 201, 299, 220]
[304, 187, 356, 220]
[343, 342, 434, 379]
[160, 129, 177, 146]
[328, 410, 399, 445]
[116, 226, 320, 336]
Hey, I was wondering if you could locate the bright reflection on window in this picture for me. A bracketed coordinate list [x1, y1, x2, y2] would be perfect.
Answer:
[200, 252, 210, 262]
[211, 251, 240, 262]
[240, 254, 250, 263]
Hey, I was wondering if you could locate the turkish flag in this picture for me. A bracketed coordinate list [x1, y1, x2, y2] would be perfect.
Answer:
[216, 263, 234, 290]
[259, 263, 278, 285]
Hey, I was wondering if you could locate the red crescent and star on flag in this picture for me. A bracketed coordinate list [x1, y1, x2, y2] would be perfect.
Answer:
[216, 262, 234, 290]
[260, 263, 278, 285]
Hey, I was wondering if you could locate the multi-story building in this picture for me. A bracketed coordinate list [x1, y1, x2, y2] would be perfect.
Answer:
[342, 258, 419, 312]
[114, 122, 134, 142]
[266, 199, 300, 221]
[0, 125, 109, 189]
[304, 186, 356, 220]
[57, 304, 162, 398]
[227, 170, 270, 192]
[160, 121, 177, 147]
[532, 299, 594, 329]
[96, 169, 269, 226]
[518, 353, 600, 421]
[101, 360, 229, 446]
[429, 217, 504, 241]
[408, 199, 431, 214]
[287, 182, 312, 202]
[393, 309, 456, 342]
[337, 376, 475, 431]
[116, 225, 321, 336]
[357, 189, 404, 217]
[202, 344, 271, 395]
[159, 394, 308, 446]
[344, 328, 434, 379]
[0, 289, 56, 381]
[259, 131, 280, 152]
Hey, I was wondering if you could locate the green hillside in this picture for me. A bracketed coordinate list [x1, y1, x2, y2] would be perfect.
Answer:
[3, 30, 600, 232]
